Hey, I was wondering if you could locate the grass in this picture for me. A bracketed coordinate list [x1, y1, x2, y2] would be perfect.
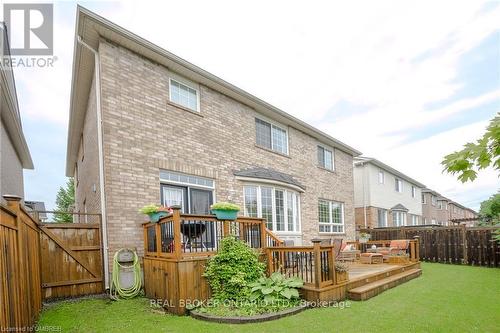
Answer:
[37, 263, 500, 333]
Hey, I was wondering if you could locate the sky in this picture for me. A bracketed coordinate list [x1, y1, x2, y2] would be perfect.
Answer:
[2, 0, 499, 211]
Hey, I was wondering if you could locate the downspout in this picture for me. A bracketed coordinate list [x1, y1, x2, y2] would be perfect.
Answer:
[77, 36, 110, 290]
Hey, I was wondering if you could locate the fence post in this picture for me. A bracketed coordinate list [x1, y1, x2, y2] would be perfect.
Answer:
[462, 224, 468, 264]
[312, 239, 322, 289]
[171, 206, 182, 259]
[260, 218, 267, 249]
[412, 236, 420, 262]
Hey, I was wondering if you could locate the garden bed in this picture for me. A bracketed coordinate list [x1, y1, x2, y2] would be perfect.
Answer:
[190, 302, 309, 324]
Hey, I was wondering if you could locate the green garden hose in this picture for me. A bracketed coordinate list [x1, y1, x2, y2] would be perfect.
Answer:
[110, 249, 142, 300]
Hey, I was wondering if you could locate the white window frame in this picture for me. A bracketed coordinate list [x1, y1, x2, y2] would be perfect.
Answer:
[255, 117, 289, 155]
[411, 186, 416, 198]
[378, 170, 385, 184]
[243, 184, 300, 234]
[395, 178, 403, 193]
[377, 208, 387, 227]
[318, 199, 345, 234]
[169, 78, 200, 112]
[393, 211, 406, 226]
[431, 195, 437, 206]
[422, 193, 426, 204]
[317, 145, 334, 171]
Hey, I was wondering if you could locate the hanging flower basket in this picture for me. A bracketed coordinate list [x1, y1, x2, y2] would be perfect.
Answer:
[210, 202, 240, 221]
[139, 204, 172, 223]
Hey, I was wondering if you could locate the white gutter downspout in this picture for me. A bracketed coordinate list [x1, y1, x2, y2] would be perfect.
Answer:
[77, 36, 110, 290]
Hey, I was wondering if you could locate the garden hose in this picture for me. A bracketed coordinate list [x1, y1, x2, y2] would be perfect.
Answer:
[110, 249, 142, 300]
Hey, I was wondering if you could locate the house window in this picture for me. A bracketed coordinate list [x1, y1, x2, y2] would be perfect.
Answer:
[169, 78, 199, 112]
[431, 218, 436, 224]
[377, 208, 387, 227]
[395, 178, 403, 193]
[378, 170, 385, 184]
[431, 195, 437, 206]
[160, 170, 214, 214]
[437, 201, 443, 210]
[410, 215, 418, 226]
[318, 199, 344, 233]
[411, 186, 416, 198]
[317, 146, 334, 170]
[255, 118, 288, 155]
[243, 185, 299, 232]
[422, 194, 426, 204]
[393, 211, 405, 226]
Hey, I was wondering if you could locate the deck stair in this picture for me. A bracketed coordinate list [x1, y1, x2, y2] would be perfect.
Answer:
[347, 268, 422, 301]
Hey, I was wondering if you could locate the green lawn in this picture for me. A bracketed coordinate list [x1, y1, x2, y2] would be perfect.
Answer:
[37, 263, 500, 333]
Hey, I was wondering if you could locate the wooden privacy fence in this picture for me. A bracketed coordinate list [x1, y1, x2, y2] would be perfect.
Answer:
[1, 196, 104, 332]
[361, 226, 500, 267]
[1, 197, 42, 330]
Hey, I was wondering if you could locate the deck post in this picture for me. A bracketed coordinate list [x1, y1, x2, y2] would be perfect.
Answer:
[260, 219, 267, 249]
[172, 206, 182, 259]
[413, 236, 420, 262]
[312, 239, 322, 289]
[223, 220, 230, 238]
[329, 245, 336, 285]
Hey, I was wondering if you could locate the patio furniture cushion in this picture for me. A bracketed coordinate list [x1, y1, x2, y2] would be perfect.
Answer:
[390, 240, 409, 250]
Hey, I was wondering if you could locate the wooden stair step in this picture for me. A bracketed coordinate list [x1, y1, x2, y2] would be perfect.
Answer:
[348, 268, 422, 301]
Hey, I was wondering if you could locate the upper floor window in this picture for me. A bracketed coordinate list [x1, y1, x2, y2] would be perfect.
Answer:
[318, 199, 344, 233]
[378, 170, 385, 184]
[395, 178, 403, 193]
[243, 185, 299, 232]
[422, 193, 426, 204]
[411, 186, 416, 198]
[169, 78, 199, 112]
[317, 146, 334, 170]
[437, 201, 443, 210]
[255, 118, 288, 155]
[431, 195, 437, 206]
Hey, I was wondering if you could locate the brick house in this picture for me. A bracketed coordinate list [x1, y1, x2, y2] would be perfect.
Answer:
[1, 23, 34, 202]
[65, 7, 361, 286]
[422, 188, 478, 226]
[353, 157, 425, 229]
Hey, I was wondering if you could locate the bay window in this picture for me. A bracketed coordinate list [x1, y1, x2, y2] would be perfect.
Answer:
[393, 211, 405, 226]
[243, 185, 300, 232]
[318, 199, 345, 233]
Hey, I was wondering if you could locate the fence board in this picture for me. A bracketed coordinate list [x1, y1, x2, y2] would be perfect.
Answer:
[361, 226, 500, 267]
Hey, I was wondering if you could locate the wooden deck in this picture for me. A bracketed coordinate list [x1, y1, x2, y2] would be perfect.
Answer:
[348, 262, 401, 280]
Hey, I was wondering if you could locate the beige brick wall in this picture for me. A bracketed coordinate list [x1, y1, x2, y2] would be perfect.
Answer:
[74, 77, 101, 223]
[77, 40, 356, 272]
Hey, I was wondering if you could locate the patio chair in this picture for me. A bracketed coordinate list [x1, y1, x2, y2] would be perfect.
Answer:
[377, 240, 410, 261]
[338, 243, 360, 262]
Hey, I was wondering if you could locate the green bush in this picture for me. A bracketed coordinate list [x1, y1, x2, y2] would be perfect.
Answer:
[248, 272, 303, 303]
[210, 202, 240, 211]
[204, 237, 265, 301]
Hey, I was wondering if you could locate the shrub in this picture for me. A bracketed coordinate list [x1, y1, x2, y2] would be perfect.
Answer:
[210, 202, 240, 211]
[249, 272, 303, 303]
[204, 237, 265, 301]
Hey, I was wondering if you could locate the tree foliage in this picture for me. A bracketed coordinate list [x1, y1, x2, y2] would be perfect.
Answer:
[479, 194, 500, 225]
[54, 178, 75, 223]
[442, 113, 500, 182]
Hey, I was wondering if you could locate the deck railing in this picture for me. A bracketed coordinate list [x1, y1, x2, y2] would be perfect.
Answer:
[143, 206, 282, 259]
[267, 240, 337, 288]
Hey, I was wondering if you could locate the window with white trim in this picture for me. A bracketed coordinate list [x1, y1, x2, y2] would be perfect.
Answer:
[412, 186, 416, 198]
[243, 185, 299, 232]
[395, 178, 403, 193]
[378, 170, 385, 184]
[393, 211, 405, 226]
[422, 193, 426, 204]
[437, 201, 443, 210]
[377, 208, 387, 227]
[317, 146, 334, 170]
[431, 195, 437, 206]
[410, 214, 418, 226]
[169, 78, 199, 112]
[255, 118, 288, 155]
[318, 199, 345, 233]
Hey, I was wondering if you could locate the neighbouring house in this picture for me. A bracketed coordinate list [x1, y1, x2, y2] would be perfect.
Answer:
[66, 7, 361, 286]
[353, 157, 425, 229]
[0, 23, 34, 202]
[421, 188, 478, 226]
[24, 201, 48, 222]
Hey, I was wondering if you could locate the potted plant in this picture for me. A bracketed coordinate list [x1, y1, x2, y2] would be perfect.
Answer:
[139, 204, 172, 223]
[334, 262, 349, 283]
[359, 232, 371, 243]
[210, 202, 240, 220]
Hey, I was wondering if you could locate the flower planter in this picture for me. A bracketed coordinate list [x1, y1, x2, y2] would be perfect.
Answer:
[211, 209, 238, 221]
[335, 271, 348, 283]
[148, 211, 169, 223]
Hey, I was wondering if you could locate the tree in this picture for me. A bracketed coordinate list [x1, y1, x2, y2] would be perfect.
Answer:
[442, 113, 500, 182]
[479, 194, 500, 225]
[54, 178, 75, 223]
